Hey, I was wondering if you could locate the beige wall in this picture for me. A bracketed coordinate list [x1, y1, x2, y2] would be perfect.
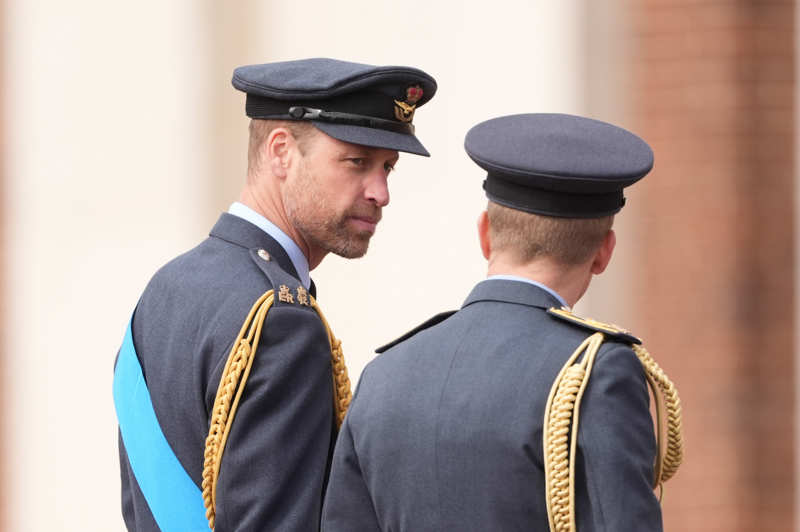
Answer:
[3, 2, 596, 530]
[3, 2, 219, 529]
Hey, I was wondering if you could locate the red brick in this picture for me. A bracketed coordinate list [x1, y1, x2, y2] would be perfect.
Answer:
[628, 1, 795, 529]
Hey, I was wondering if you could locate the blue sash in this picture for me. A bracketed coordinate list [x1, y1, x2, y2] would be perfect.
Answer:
[113, 319, 209, 531]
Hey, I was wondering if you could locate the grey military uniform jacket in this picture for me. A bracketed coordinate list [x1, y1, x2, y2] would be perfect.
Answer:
[118, 213, 336, 531]
[322, 279, 661, 531]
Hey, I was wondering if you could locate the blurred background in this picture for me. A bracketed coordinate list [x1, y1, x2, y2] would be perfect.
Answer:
[1, 0, 795, 530]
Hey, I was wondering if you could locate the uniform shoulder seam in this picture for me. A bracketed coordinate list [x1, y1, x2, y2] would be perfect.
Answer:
[375, 310, 456, 353]
[546, 307, 641, 345]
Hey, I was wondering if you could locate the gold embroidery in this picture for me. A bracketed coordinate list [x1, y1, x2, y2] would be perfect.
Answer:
[296, 286, 309, 306]
[278, 285, 294, 304]
[394, 100, 416, 123]
[393, 85, 423, 123]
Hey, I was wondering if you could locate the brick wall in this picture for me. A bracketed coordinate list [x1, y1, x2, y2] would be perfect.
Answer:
[627, 1, 795, 530]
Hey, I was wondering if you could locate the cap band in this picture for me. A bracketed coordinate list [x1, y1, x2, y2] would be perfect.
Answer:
[483, 174, 625, 218]
[291, 107, 414, 135]
[246, 94, 414, 135]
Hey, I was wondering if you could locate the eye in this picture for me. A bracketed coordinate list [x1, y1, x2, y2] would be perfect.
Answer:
[384, 162, 395, 173]
[347, 157, 366, 167]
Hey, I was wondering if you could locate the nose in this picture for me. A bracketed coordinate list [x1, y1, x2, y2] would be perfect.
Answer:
[365, 171, 390, 207]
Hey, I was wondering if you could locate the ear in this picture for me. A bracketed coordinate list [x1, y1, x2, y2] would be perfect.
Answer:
[477, 210, 491, 260]
[590, 229, 616, 275]
[266, 127, 293, 180]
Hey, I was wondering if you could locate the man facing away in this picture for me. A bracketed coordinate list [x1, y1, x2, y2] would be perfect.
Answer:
[322, 113, 681, 531]
[113, 58, 437, 531]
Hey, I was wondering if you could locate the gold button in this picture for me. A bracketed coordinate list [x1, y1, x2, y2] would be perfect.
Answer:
[257, 249, 271, 261]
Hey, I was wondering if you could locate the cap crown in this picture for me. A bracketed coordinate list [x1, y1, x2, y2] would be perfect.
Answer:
[465, 113, 653, 217]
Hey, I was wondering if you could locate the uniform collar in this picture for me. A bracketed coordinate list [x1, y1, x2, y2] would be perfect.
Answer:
[209, 212, 301, 284]
[462, 278, 565, 311]
[227, 202, 311, 289]
[485, 275, 568, 308]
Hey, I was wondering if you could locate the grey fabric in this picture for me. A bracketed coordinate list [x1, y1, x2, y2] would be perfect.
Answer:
[232, 58, 436, 106]
[322, 279, 661, 532]
[117, 213, 335, 532]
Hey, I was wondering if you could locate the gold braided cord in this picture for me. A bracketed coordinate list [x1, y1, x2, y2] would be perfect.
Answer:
[642, 369, 666, 488]
[543, 334, 685, 532]
[310, 295, 352, 428]
[543, 333, 604, 532]
[632, 344, 684, 484]
[202, 291, 274, 530]
[201, 290, 352, 530]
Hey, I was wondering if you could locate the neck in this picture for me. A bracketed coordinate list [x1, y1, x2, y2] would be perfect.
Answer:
[239, 182, 327, 270]
[486, 255, 592, 307]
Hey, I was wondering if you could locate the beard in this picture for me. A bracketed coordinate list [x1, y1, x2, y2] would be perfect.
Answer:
[284, 162, 381, 259]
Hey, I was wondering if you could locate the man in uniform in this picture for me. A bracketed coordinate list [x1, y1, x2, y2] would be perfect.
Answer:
[322, 113, 673, 531]
[113, 58, 437, 531]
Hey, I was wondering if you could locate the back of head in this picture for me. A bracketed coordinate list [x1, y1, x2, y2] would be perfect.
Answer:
[487, 202, 613, 266]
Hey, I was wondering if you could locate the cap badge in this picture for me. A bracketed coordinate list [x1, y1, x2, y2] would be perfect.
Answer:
[405, 85, 423, 104]
[394, 85, 423, 123]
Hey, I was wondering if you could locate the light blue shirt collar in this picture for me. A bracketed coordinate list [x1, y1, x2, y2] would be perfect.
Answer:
[228, 202, 311, 289]
[484, 274, 569, 308]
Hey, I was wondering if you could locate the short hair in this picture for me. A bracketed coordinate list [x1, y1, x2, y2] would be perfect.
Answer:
[487, 201, 613, 266]
[247, 119, 315, 178]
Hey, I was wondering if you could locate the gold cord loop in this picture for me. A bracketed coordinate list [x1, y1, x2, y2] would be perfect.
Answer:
[543, 333, 603, 532]
[201, 290, 352, 530]
[311, 295, 353, 429]
[543, 333, 684, 532]
[632, 344, 684, 484]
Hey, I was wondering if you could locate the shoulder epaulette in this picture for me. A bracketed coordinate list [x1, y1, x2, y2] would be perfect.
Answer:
[546, 307, 641, 345]
[248, 248, 313, 309]
[375, 310, 456, 353]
